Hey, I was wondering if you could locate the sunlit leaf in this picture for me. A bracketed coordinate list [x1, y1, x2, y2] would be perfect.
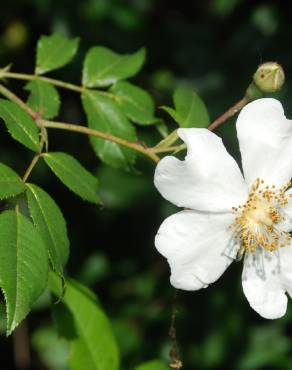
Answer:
[133, 360, 169, 370]
[110, 81, 155, 125]
[25, 80, 60, 119]
[26, 183, 69, 274]
[43, 152, 101, 204]
[82, 46, 145, 87]
[0, 163, 25, 199]
[36, 33, 79, 75]
[161, 86, 210, 128]
[82, 91, 136, 171]
[0, 210, 48, 335]
[49, 273, 120, 370]
[0, 99, 39, 151]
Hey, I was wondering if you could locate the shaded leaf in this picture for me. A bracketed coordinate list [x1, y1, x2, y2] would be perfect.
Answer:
[26, 183, 69, 274]
[162, 86, 210, 128]
[49, 273, 120, 370]
[82, 91, 136, 171]
[82, 46, 145, 87]
[0, 163, 25, 199]
[36, 33, 79, 75]
[25, 80, 60, 119]
[110, 81, 155, 125]
[0, 210, 48, 335]
[0, 99, 39, 151]
[43, 152, 101, 204]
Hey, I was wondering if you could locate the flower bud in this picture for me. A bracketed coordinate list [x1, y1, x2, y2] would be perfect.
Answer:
[253, 62, 285, 93]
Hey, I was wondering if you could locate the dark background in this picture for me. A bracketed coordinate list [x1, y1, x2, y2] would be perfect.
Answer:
[1, 1, 292, 369]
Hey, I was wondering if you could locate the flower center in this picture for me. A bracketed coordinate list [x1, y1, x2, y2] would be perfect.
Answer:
[231, 178, 292, 256]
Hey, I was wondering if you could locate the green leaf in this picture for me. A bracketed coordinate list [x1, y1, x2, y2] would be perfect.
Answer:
[0, 99, 39, 151]
[26, 183, 69, 274]
[36, 33, 79, 75]
[162, 86, 210, 128]
[25, 80, 60, 119]
[82, 46, 145, 87]
[49, 273, 120, 370]
[0, 163, 25, 199]
[110, 81, 156, 125]
[82, 91, 136, 171]
[134, 360, 169, 370]
[43, 152, 101, 204]
[0, 210, 48, 335]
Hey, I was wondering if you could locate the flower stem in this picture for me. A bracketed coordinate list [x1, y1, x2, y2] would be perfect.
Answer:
[0, 83, 160, 163]
[2, 71, 83, 93]
[0, 84, 35, 116]
[207, 97, 248, 132]
[40, 120, 160, 163]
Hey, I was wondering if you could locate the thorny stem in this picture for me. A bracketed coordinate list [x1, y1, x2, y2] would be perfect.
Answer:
[169, 290, 183, 370]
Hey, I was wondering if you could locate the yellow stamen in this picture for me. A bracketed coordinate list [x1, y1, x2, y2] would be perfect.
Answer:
[230, 178, 291, 256]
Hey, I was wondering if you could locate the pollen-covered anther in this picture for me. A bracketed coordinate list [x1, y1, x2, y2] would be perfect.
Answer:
[231, 178, 291, 254]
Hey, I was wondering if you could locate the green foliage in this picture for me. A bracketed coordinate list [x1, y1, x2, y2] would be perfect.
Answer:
[0, 162, 25, 199]
[110, 81, 156, 125]
[133, 360, 169, 370]
[82, 91, 137, 171]
[162, 86, 210, 128]
[43, 152, 101, 204]
[0, 99, 39, 151]
[35, 33, 79, 75]
[49, 273, 120, 370]
[25, 80, 60, 119]
[32, 325, 69, 370]
[26, 183, 69, 274]
[82, 46, 145, 87]
[0, 210, 48, 335]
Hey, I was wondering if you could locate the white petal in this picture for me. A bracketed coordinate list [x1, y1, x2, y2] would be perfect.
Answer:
[155, 210, 238, 290]
[154, 128, 248, 212]
[242, 248, 287, 319]
[236, 98, 292, 188]
[278, 242, 292, 297]
[279, 188, 292, 232]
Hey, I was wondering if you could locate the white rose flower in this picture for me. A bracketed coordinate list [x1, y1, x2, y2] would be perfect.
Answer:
[154, 98, 292, 319]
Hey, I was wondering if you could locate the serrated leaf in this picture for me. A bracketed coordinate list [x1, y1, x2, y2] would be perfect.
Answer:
[43, 152, 101, 204]
[26, 183, 69, 274]
[82, 46, 145, 87]
[36, 33, 79, 75]
[134, 360, 169, 370]
[82, 91, 136, 171]
[110, 81, 156, 125]
[49, 273, 120, 370]
[0, 99, 39, 151]
[25, 80, 60, 119]
[0, 163, 25, 199]
[0, 210, 48, 335]
[163, 86, 210, 128]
